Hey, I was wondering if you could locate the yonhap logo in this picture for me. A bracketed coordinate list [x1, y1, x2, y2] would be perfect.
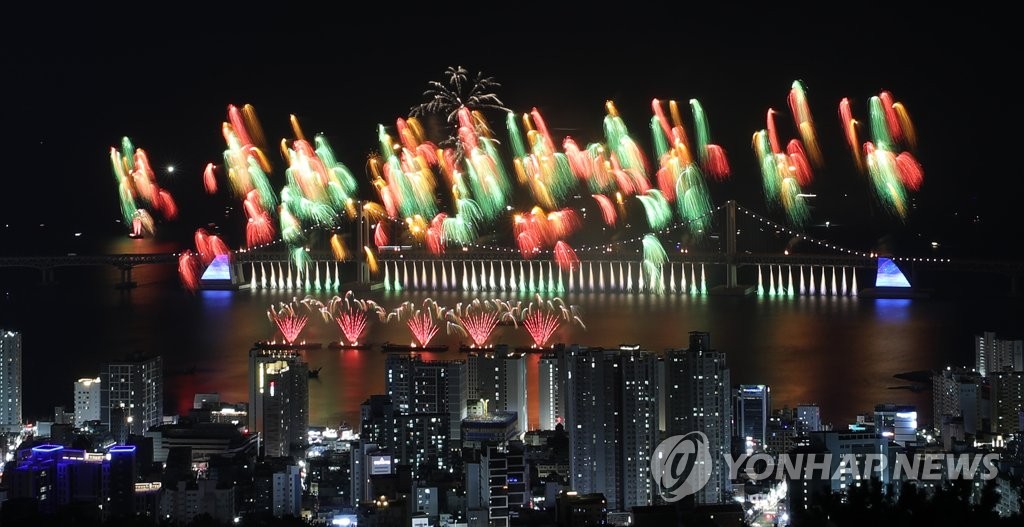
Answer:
[650, 432, 713, 502]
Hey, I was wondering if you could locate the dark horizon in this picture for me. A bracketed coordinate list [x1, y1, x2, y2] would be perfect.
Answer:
[2, 9, 1018, 259]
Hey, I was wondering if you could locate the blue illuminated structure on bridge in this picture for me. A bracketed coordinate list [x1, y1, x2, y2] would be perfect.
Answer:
[875, 257, 911, 288]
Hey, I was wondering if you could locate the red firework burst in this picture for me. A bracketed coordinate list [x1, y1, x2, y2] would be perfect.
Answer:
[408, 312, 439, 347]
[274, 315, 308, 344]
[268, 303, 309, 344]
[461, 312, 500, 347]
[335, 311, 368, 345]
[522, 310, 561, 348]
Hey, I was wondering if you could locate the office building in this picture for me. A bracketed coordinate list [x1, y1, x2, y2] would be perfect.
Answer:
[273, 464, 302, 517]
[253, 459, 302, 518]
[565, 345, 659, 511]
[555, 492, 607, 526]
[796, 404, 822, 433]
[873, 404, 917, 446]
[105, 445, 137, 518]
[160, 479, 236, 524]
[816, 431, 893, 493]
[413, 484, 439, 519]
[3, 444, 136, 517]
[735, 384, 770, 449]
[976, 331, 1023, 377]
[0, 330, 23, 425]
[765, 409, 799, 455]
[468, 350, 528, 436]
[465, 442, 529, 527]
[100, 352, 163, 436]
[249, 348, 308, 457]
[461, 408, 518, 449]
[145, 421, 259, 463]
[665, 331, 732, 504]
[74, 377, 102, 428]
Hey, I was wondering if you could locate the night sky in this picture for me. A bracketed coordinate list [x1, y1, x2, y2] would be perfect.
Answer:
[2, 8, 1017, 257]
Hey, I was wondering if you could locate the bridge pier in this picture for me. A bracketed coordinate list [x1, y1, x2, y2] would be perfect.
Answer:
[711, 200, 755, 296]
[39, 267, 56, 286]
[115, 265, 137, 290]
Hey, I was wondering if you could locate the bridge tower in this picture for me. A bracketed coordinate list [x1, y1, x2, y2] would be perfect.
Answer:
[726, 199, 737, 288]
[356, 201, 371, 285]
[710, 200, 754, 296]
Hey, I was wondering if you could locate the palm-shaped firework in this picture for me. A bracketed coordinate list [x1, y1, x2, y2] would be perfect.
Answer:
[389, 299, 447, 347]
[410, 66, 509, 148]
[510, 294, 586, 348]
[321, 291, 386, 346]
[267, 298, 317, 345]
[446, 298, 515, 347]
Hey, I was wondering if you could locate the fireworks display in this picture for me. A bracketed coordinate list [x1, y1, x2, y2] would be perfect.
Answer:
[391, 299, 446, 347]
[321, 291, 385, 345]
[109, 137, 178, 236]
[649, 98, 718, 232]
[446, 298, 512, 347]
[193, 228, 232, 266]
[840, 91, 923, 218]
[267, 300, 312, 344]
[641, 235, 668, 294]
[753, 81, 821, 227]
[255, 294, 588, 349]
[514, 295, 585, 348]
[148, 71, 923, 293]
[177, 251, 202, 292]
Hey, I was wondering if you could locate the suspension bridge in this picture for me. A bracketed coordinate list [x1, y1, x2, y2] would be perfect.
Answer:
[2, 202, 1021, 295]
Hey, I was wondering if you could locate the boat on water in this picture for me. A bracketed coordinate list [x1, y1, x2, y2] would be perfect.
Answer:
[254, 341, 323, 351]
[328, 342, 374, 351]
[308, 367, 322, 379]
[514, 346, 556, 354]
[380, 342, 449, 353]
[458, 344, 506, 353]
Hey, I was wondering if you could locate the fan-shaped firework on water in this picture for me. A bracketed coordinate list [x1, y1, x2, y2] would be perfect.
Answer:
[267, 300, 311, 345]
[513, 295, 585, 348]
[321, 291, 385, 346]
[446, 299, 513, 347]
[391, 299, 445, 347]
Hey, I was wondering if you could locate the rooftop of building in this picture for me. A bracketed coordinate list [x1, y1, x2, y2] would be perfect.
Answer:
[147, 421, 247, 439]
[462, 411, 517, 425]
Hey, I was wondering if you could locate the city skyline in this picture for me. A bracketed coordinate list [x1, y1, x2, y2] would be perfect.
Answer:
[1, 9, 1023, 526]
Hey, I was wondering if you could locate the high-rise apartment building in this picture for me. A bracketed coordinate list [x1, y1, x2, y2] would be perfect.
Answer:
[564, 345, 659, 511]
[0, 330, 23, 425]
[248, 348, 308, 457]
[665, 331, 732, 504]
[991, 371, 1024, 435]
[539, 352, 563, 431]
[976, 331, 1024, 377]
[385, 354, 467, 441]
